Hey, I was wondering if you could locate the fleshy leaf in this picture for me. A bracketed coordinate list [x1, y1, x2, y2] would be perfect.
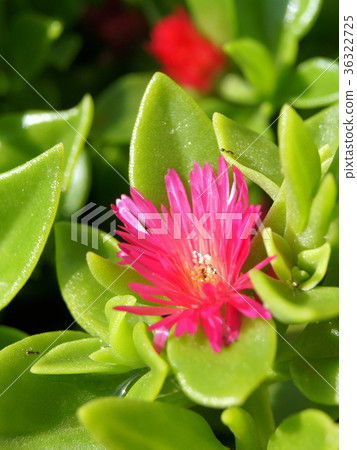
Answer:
[0, 325, 28, 350]
[264, 228, 295, 281]
[281, 0, 323, 40]
[0, 145, 63, 310]
[250, 270, 338, 323]
[0, 331, 133, 448]
[60, 147, 92, 218]
[92, 73, 151, 145]
[78, 397, 228, 450]
[219, 73, 260, 105]
[289, 58, 339, 108]
[267, 409, 338, 450]
[296, 174, 337, 250]
[305, 103, 339, 155]
[90, 346, 131, 366]
[186, 0, 238, 45]
[127, 322, 169, 401]
[55, 222, 119, 341]
[221, 407, 261, 450]
[0, 95, 93, 191]
[224, 39, 277, 96]
[244, 183, 287, 271]
[87, 252, 145, 297]
[129, 72, 219, 207]
[294, 319, 339, 359]
[31, 337, 132, 374]
[297, 242, 331, 290]
[278, 106, 320, 234]
[9, 13, 63, 79]
[289, 319, 339, 405]
[105, 297, 143, 367]
[167, 318, 276, 408]
[213, 113, 283, 199]
[290, 357, 339, 405]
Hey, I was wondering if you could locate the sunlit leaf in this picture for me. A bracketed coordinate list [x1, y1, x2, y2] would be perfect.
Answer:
[130, 73, 219, 207]
[268, 409, 338, 449]
[167, 318, 276, 407]
[0, 145, 63, 310]
[78, 397, 228, 450]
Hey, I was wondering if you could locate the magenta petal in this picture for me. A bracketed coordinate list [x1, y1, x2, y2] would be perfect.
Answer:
[111, 156, 274, 353]
[113, 305, 176, 316]
[174, 310, 199, 337]
[153, 328, 170, 353]
[200, 307, 223, 352]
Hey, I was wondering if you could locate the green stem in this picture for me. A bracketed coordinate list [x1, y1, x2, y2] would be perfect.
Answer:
[243, 386, 275, 448]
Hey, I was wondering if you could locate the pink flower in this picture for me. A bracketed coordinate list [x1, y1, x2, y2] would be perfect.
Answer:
[147, 8, 226, 92]
[112, 157, 274, 353]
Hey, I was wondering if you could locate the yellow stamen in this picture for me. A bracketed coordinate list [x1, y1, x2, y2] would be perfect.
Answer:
[191, 251, 217, 283]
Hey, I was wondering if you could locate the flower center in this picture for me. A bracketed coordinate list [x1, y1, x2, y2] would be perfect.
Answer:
[191, 251, 218, 284]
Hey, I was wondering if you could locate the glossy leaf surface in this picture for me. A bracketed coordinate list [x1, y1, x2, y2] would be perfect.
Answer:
[268, 409, 338, 450]
[213, 113, 283, 199]
[0, 331, 131, 448]
[55, 222, 119, 340]
[186, 0, 238, 44]
[250, 270, 338, 323]
[78, 397, 227, 450]
[289, 58, 339, 108]
[167, 318, 276, 407]
[130, 73, 219, 207]
[278, 106, 320, 233]
[0, 145, 63, 310]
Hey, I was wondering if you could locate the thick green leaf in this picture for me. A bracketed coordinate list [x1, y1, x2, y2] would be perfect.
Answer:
[0, 325, 27, 350]
[55, 222, 120, 341]
[31, 337, 132, 374]
[104, 297, 143, 367]
[78, 397, 227, 450]
[9, 12, 63, 79]
[294, 319, 339, 359]
[243, 183, 287, 272]
[49, 33, 82, 71]
[243, 387, 276, 448]
[224, 39, 277, 96]
[289, 319, 339, 405]
[318, 144, 335, 176]
[270, 379, 339, 424]
[290, 357, 339, 405]
[60, 147, 92, 217]
[127, 322, 169, 401]
[289, 58, 339, 108]
[0, 331, 132, 448]
[219, 74, 260, 105]
[0, 95, 93, 193]
[87, 252, 145, 298]
[281, 0, 323, 39]
[167, 318, 276, 408]
[264, 228, 295, 281]
[250, 270, 338, 323]
[92, 73, 151, 145]
[296, 174, 337, 250]
[297, 242, 331, 290]
[278, 106, 320, 233]
[305, 103, 339, 154]
[186, 0, 238, 45]
[0, 145, 63, 310]
[221, 407, 261, 450]
[267, 409, 338, 450]
[213, 113, 283, 199]
[129, 72, 220, 207]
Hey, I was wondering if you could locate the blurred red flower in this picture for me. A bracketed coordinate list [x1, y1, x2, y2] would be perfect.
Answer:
[147, 8, 226, 92]
[85, 0, 147, 55]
